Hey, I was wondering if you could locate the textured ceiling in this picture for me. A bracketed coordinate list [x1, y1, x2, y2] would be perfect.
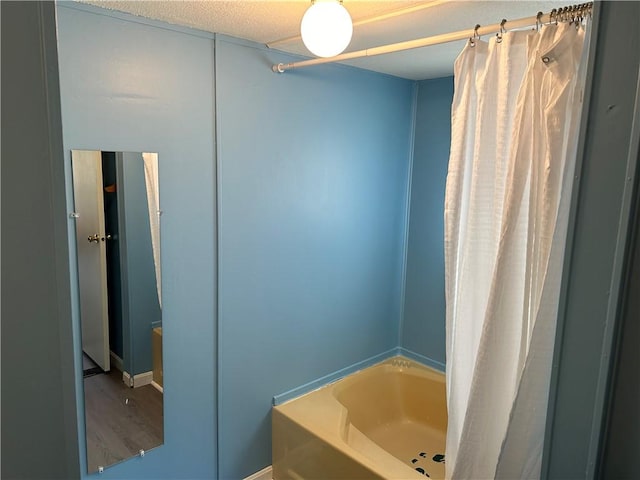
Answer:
[80, 0, 560, 80]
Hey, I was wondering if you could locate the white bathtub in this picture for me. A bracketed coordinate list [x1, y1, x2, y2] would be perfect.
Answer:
[272, 356, 447, 479]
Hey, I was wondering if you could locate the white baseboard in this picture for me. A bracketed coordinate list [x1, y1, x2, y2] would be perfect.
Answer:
[151, 380, 164, 393]
[133, 371, 154, 387]
[122, 370, 154, 388]
[110, 351, 123, 372]
[244, 465, 272, 480]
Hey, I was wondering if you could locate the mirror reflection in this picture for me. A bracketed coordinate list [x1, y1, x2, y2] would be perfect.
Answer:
[71, 150, 163, 473]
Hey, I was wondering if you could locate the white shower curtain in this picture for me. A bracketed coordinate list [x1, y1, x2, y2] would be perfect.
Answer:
[444, 22, 588, 479]
[143, 152, 162, 309]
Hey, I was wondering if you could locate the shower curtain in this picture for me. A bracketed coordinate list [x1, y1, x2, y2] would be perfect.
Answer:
[444, 22, 588, 479]
[143, 152, 162, 308]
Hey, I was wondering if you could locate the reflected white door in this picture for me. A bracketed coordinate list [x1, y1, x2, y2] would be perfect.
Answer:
[72, 150, 110, 371]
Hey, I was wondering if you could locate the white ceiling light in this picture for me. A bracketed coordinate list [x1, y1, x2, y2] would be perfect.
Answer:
[300, 0, 353, 58]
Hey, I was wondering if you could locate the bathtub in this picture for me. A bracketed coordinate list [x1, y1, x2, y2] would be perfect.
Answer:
[272, 356, 447, 479]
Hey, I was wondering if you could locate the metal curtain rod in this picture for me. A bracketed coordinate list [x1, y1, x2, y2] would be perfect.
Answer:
[272, 3, 592, 73]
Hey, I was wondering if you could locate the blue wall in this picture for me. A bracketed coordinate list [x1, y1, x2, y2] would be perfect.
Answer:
[102, 152, 161, 374]
[215, 37, 414, 478]
[119, 153, 161, 375]
[401, 77, 453, 366]
[57, 4, 421, 479]
[56, 5, 217, 478]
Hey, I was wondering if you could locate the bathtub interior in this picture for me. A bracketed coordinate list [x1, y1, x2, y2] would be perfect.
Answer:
[335, 361, 447, 478]
[273, 356, 447, 480]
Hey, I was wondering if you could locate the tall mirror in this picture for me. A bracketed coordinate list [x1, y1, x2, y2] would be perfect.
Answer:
[71, 150, 163, 473]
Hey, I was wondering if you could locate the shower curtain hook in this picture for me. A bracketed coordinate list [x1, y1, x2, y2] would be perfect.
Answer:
[570, 5, 577, 25]
[577, 3, 590, 28]
[572, 5, 581, 27]
[469, 24, 481, 47]
[578, 3, 592, 25]
[496, 19, 507, 43]
[536, 12, 543, 31]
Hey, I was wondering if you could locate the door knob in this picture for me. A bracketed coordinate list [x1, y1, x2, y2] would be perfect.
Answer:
[87, 234, 100, 243]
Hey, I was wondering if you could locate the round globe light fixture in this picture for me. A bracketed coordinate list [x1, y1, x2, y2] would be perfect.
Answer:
[300, 1, 353, 58]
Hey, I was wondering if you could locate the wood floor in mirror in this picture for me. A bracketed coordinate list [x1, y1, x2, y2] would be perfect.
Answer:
[83, 369, 163, 472]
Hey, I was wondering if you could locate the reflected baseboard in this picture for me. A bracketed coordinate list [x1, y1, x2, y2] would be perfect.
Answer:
[122, 370, 154, 388]
[244, 466, 272, 480]
[110, 351, 123, 372]
[151, 380, 163, 393]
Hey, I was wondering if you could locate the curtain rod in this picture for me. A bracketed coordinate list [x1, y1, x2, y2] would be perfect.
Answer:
[271, 3, 592, 73]
[266, 0, 449, 49]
